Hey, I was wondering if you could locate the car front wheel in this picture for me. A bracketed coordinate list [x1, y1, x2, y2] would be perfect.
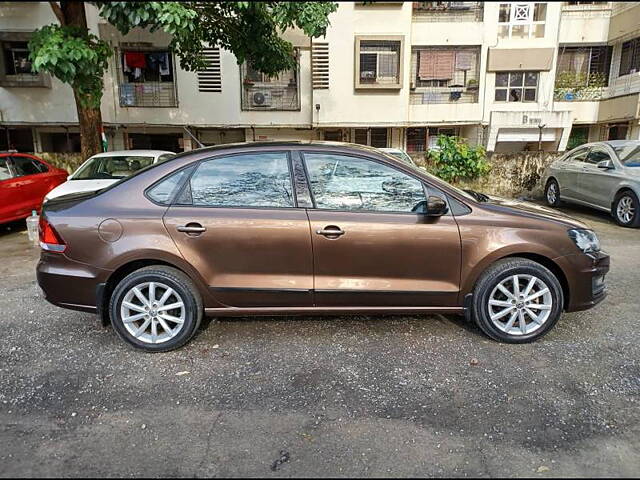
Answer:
[613, 190, 640, 228]
[109, 266, 203, 352]
[471, 258, 564, 343]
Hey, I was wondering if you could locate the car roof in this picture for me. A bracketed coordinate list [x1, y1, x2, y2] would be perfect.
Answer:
[179, 140, 393, 157]
[90, 150, 174, 158]
[379, 147, 402, 153]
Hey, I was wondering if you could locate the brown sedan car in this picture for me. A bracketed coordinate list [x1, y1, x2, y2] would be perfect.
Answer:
[37, 142, 609, 352]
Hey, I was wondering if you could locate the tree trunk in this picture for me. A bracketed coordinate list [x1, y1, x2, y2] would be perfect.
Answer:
[59, 1, 103, 158]
[73, 90, 103, 160]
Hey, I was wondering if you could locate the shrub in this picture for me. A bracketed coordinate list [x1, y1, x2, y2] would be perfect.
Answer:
[427, 135, 490, 183]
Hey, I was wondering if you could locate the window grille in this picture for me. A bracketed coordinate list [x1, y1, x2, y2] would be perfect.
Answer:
[117, 47, 178, 107]
[240, 53, 300, 111]
[410, 46, 480, 104]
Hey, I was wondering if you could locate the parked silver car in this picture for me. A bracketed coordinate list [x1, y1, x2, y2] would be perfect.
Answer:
[543, 140, 640, 227]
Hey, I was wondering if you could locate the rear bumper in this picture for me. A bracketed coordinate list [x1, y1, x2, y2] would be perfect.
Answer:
[554, 251, 610, 312]
[36, 251, 111, 313]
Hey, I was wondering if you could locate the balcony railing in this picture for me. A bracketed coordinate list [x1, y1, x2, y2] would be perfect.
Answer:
[119, 82, 178, 107]
[553, 71, 608, 101]
[410, 85, 479, 104]
[412, 2, 483, 22]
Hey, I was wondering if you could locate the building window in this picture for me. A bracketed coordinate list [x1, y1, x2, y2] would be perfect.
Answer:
[412, 2, 484, 22]
[355, 36, 403, 89]
[410, 46, 480, 104]
[406, 127, 459, 152]
[0, 40, 49, 87]
[118, 48, 177, 107]
[619, 37, 640, 77]
[495, 71, 538, 102]
[353, 128, 389, 148]
[498, 3, 547, 39]
[240, 56, 300, 111]
[555, 45, 611, 101]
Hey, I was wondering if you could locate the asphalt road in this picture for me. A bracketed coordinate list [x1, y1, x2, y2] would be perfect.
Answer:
[1, 202, 639, 477]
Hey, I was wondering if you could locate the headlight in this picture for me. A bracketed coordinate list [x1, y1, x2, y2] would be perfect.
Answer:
[568, 229, 600, 254]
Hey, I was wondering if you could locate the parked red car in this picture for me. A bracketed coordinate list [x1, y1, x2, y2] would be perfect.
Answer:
[0, 152, 68, 225]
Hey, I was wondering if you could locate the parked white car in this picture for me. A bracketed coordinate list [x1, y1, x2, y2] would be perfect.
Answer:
[379, 147, 416, 166]
[44, 150, 175, 201]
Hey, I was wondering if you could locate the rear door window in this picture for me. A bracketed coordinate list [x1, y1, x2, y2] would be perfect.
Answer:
[11, 156, 48, 176]
[568, 148, 589, 163]
[188, 152, 294, 208]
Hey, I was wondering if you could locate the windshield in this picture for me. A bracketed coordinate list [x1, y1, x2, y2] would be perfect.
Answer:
[614, 144, 640, 167]
[72, 155, 155, 180]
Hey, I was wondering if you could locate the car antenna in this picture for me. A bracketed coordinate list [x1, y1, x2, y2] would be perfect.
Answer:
[183, 126, 204, 149]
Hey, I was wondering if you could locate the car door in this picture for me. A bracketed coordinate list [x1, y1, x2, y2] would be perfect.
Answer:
[579, 145, 620, 209]
[0, 156, 19, 223]
[301, 151, 462, 307]
[556, 146, 590, 200]
[6, 155, 48, 218]
[162, 150, 314, 308]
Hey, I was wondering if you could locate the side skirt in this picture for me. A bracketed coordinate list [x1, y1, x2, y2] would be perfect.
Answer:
[204, 306, 465, 317]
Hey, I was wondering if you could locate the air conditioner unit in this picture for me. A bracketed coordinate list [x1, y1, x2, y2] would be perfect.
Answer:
[251, 90, 271, 107]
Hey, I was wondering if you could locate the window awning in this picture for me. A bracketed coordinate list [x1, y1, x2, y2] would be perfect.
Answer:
[487, 48, 555, 72]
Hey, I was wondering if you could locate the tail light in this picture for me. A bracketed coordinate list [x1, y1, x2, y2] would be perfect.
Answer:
[39, 216, 66, 253]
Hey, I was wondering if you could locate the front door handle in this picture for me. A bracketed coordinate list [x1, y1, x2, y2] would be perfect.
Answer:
[316, 225, 345, 237]
[177, 223, 206, 235]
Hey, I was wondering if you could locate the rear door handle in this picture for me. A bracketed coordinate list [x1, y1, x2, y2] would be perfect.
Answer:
[177, 223, 206, 234]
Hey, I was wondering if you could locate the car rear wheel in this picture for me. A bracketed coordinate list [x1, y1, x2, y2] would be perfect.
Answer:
[109, 266, 203, 352]
[545, 179, 561, 207]
[612, 190, 640, 228]
[471, 258, 564, 343]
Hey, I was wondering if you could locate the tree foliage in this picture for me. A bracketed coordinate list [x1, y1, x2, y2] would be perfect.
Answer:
[427, 135, 490, 183]
[29, 1, 338, 108]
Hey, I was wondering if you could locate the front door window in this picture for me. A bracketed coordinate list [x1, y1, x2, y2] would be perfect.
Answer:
[303, 153, 425, 213]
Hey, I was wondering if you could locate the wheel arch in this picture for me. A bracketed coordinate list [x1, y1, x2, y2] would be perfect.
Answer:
[611, 186, 638, 209]
[99, 256, 210, 326]
[463, 251, 570, 310]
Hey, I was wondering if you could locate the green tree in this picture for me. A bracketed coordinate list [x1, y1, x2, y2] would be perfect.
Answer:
[29, 1, 338, 159]
[427, 135, 490, 183]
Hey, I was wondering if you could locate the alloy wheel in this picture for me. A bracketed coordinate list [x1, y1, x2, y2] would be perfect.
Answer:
[120, 281, 186, 344]
[546, 182, 557, 204]
[617, 195, 635, 224]
[487, 274, 553, 336]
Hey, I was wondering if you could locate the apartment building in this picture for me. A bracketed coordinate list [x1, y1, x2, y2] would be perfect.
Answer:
[1, 1, 640, 155]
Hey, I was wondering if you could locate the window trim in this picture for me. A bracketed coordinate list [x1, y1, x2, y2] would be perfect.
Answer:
[354, 35, 404, 90]
[0, 32, 51, 88]
[300, 150, 436, 215]
[165, 150, 299, 210]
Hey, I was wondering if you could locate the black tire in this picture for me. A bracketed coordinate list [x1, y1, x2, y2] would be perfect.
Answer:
[471, 258, 564, 343]
[612, 190, 640, 228]
[544, 178, 561, 207]
[109, 266, 203, 352]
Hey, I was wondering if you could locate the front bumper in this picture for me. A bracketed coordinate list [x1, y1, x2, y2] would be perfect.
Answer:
[554, 250, 610, 312]
[36, 251, 111, 313]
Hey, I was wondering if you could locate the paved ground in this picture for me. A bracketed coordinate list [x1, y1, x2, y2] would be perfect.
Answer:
[1, 202, 639, 478]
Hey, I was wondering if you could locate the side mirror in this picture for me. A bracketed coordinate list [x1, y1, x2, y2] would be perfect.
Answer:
[597, 159, 614, 170]
[412, 195, 449, 217]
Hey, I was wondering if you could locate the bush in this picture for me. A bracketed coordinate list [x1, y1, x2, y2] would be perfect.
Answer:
[427, 135, 490, 183]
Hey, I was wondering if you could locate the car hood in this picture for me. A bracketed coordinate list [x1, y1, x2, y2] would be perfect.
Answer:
[44, 179, 118, 201]
[481, 195, 588, 229]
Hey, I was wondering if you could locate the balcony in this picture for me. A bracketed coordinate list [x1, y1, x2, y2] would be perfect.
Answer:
[554, 72, 608, 102]
[412, 2, 483, 22]
[490, 110, 572, 129]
